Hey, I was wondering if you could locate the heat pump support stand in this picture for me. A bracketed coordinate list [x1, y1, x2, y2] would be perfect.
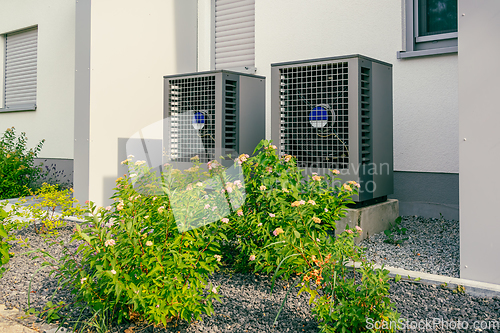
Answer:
[336, 199, 399, 244]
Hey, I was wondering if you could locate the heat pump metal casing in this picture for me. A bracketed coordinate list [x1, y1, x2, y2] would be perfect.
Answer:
[271, 55, 393, 203]
[164, 70, 265, 169]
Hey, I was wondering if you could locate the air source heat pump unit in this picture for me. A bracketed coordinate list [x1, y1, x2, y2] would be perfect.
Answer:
[164, 70, 265, 168]
[271, 55, 393, 204]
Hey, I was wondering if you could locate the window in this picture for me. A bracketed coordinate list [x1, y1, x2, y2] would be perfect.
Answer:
[398, 0, 458, 59]
[1, 26, 38, 112]
[213, 0, 255, 72]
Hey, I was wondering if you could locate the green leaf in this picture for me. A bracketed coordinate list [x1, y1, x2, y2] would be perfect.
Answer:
[395, 274, 401, 283]
[293, 230, 300, 239]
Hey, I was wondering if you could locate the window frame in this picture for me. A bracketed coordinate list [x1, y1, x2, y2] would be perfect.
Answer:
[398, 0, 458, 59]
[0, 26, 38, 113]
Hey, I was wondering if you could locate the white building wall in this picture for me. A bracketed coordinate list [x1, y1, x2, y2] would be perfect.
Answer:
[81, 0, 198, 205]
[199, 0, 459, 174]
[0, 0, 75, 159]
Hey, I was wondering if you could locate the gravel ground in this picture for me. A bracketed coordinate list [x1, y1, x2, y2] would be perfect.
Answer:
[2, 219, 500, 333]
[360, 215, 460, 278]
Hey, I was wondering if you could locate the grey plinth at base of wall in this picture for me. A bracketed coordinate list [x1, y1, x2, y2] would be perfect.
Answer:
[336, 199, 399, 243]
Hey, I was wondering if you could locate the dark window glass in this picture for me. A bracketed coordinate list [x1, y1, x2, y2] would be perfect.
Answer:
[419, 0, 457, 36]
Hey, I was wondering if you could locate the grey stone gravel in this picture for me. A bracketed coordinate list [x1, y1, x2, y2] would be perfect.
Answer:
[2, 218, 500, 332]
[360, 215, 460, 277]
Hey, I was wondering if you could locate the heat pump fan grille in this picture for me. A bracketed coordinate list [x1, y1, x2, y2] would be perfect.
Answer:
[279, 62, 350, 169]
[169, 76, 216, 163]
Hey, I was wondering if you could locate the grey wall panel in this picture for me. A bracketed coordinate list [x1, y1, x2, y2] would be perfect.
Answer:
[34, 158, 74, 187]
[389, 171, 459, 220]
[459, 0, 500, 284]
[73, 0, 91, 203]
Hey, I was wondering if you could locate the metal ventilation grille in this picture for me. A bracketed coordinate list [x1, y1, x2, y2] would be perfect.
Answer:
[223, 79, 238, 152]
[360, 67, 371, 165]
[279, 62, 349, 169]
[168, 76, 216, 163]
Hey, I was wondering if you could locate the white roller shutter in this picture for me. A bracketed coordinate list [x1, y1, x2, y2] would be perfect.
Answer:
[4, 27, 38, 110]
[215, 0, 255, 70]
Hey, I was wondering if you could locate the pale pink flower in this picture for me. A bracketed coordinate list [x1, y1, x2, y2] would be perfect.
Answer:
[265, 166, 273, 173]
[129, 173, 137, 178]
[273, 228, 284, 236]
[146, 241, 153, 246]
[355, 226, 362, 233]
[269, 213, 275, 217]
[343, 184, 352, 191]
[237, 209, 244, 217]
[346, 229, 353, 234]
[204, 204, 210, 209]
[212, 206, 217, 211]
[158, 206, 165, 214]
[271, 145, 277, 150]
[284, 155, 292, 162]
[111, 269, 116, 275]
[226, 186, 233, 193]
[135, 160, 146, 166]
[105, 239, 116, 247]
[324, 208, 329, 212]
[105, 206, 112, 211]
[308, 200, 316, 205]
[214, 255, 222, 262]
[313, 217, 321, 224]
[212, 286, 218, 294]
[197, 182, 203, 187]
[80, 277, 87, 284]
[259, 185, 266, 191]
[312, 175, 321, 181]
[234, 180, 243, 188]
[249, 255, 256, 261]
[186, 184, 193, 191]
[331, 169, 340, 175]
[257, 223, 262, 227]
[221, 218, 229, 224]
[299, 200, 306, 205]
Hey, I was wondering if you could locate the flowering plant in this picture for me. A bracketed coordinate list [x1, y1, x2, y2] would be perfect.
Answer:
[224, 140, 399, 332]
[44, 161, 230, 326]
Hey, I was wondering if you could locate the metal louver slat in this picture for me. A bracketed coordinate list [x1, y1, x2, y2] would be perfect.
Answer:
[215, 0, 255, 70]
[3, 27, 38, 109]
[215, 19, 253, 33]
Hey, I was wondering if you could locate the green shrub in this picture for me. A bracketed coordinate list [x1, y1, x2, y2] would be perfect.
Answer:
[0, 127, 45, 199]
[226, 140, 399, 332]
[36, 140, 398, 331]
[0, 202, 26, 278]
[42, 161, 230, 326]
[0, 206, 10, 278]
[18, 183, 84, 235]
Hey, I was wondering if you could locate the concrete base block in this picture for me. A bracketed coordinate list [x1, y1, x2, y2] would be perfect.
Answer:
[336, 199, 399, 243]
